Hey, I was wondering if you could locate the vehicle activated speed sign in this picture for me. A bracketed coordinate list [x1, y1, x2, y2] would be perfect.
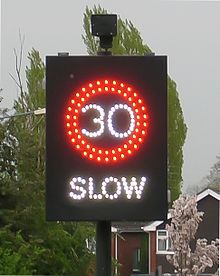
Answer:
[46, 55, 167, 221]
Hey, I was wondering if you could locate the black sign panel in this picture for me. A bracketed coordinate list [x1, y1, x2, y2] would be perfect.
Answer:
[46, 56, 167, 221]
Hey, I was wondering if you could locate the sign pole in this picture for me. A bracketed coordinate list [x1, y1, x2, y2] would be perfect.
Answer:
[95, 42, 112, 276]
[96, 221, 111, 276]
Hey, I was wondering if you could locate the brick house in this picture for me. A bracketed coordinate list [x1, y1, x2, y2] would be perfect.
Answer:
[112, 189, 219, 276]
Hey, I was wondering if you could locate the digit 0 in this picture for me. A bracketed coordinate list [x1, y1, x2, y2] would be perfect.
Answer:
[108, 104, 135, 138]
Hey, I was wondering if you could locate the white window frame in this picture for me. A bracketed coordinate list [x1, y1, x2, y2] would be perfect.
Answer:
[156, 230, 173, 255]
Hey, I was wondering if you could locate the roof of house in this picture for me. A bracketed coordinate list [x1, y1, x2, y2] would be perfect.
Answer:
[196, 188, 220, 202]
[112, 221, 152, 233]
[112, 188, 220, 233]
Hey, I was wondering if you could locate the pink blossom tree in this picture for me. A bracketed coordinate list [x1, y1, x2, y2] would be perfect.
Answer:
[166, 194, 219, 275]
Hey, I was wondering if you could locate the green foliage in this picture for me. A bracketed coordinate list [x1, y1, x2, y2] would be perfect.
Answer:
[0, 49, 95, 275]
[168, 77, 187, 200]
[12, 49, 46, 182]
[0, 104, 17, 226]
[82, 5, 187, 201]
[14, 49, 45, 113]
[0, 122, 17, 179]
[0, 228, 45, 274]
[0, 224, 95, 275]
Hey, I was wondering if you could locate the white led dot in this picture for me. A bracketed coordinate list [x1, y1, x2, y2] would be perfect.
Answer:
[101, 177, 122, 200]
[107, 104, 135, 139]
[88, 177, 94, 199]
[71, 183, 76, 189]
[121, 176, 147, 199]
[82, 104, 105, 138]
[69, 177, 87, 200]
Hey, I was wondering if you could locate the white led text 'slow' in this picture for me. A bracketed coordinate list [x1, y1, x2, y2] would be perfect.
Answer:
[69, 176, 148, 200]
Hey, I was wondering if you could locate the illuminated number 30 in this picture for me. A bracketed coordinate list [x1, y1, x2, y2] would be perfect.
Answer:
[81, 103, 135, 139]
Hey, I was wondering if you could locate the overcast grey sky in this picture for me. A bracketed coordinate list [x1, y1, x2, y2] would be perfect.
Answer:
[1, 0, 220, 190]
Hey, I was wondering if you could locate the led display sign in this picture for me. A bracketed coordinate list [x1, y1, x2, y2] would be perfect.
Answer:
[46, 56, 167, 221]
[65, 79, 148, 164]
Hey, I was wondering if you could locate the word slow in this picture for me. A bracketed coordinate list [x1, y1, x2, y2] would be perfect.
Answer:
[69, 176, 148, 200]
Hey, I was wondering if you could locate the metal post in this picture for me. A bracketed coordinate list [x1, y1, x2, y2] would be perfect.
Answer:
[96, 221, 111, 276]
[95, 28, 113, 276]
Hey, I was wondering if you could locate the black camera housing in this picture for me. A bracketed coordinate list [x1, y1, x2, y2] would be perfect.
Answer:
[91, 15, 117, 50]
[91, 14, 117, 37]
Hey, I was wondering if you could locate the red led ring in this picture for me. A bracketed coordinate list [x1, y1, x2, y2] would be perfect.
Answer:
[65, 79, 149, 164]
